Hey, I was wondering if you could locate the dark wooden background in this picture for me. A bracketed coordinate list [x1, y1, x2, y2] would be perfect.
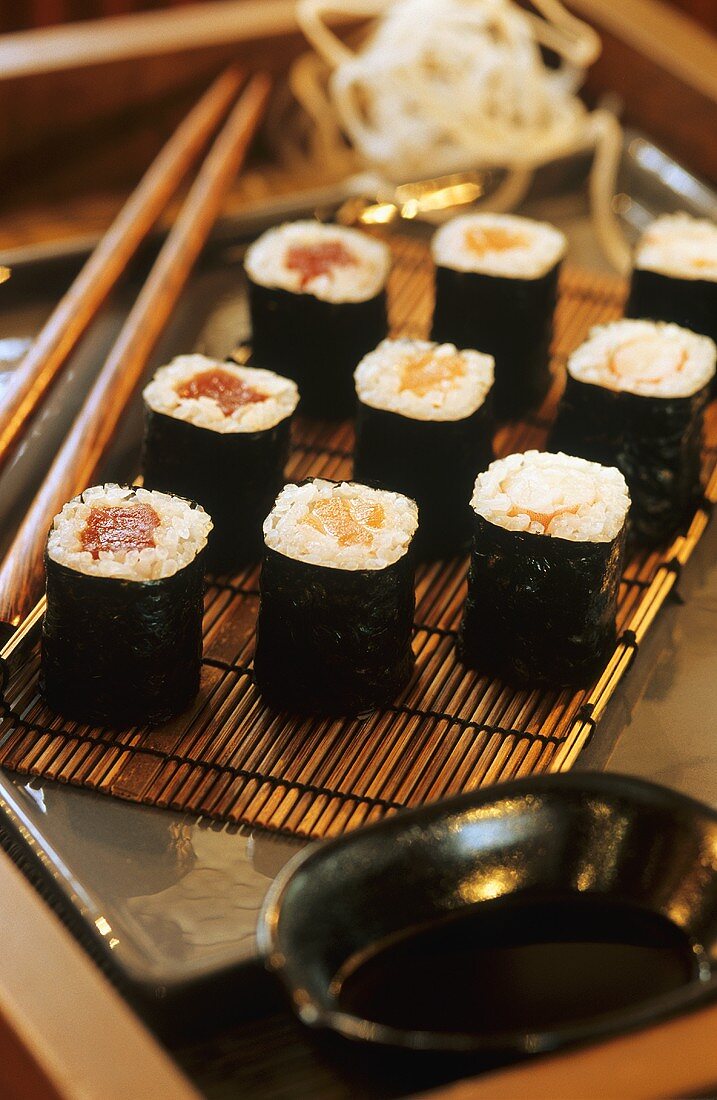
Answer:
[1, 2, 207, 34]
[2, 0, 715, 33]
[0, 0, 714, 249]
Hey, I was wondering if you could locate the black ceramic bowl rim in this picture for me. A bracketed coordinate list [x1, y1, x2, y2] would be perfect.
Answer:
[257, 772, 717, 1055]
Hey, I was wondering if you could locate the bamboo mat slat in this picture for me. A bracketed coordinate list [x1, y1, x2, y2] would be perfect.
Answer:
[0, 235, 714, 838]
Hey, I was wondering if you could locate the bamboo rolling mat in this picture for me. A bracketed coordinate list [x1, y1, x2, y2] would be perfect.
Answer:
[1, 235, 715, 839]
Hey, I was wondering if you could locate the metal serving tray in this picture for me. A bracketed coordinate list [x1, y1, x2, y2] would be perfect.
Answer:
[0, 133, 716, 1043]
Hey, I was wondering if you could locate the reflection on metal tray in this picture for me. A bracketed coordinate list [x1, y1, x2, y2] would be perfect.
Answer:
[0, 133, 715, 1040]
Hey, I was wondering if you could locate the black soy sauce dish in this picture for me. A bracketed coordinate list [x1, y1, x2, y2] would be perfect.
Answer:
[257, 773, 717, 1056]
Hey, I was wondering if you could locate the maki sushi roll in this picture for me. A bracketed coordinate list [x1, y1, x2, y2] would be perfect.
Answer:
[244, 221, 391, 419]
[141, 354, 298, 572]
[458, 451, 630, 687]
[550, 320, 715, 545]
[41, 484, 212, 727]
[353, 337, 494, 558]
[626, 214, 717, 349]
[254, 479, 418, 713]
[430, 213, 566, 420]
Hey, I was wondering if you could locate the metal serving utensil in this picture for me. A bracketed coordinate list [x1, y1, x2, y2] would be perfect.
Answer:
[335, 169, 499, 228]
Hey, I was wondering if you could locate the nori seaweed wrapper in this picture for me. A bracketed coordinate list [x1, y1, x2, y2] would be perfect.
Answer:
[458, 514, 626, 687]
[247, 277, 388, 419]
[41, 543, 205, 728]
[550, 375, 708, 545]
[253, 543, 416, 715]
[353, 398, 494, 559]
[626, 268, 717, 350]
[141, 404, 291, 573]
[431, 262, 560, 420]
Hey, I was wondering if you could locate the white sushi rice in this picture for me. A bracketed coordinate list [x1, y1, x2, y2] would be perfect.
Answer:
[635, 213, 717, 282]
[244, 221, 391, 303]
[471, 451, 629, 543]
[567, 319, 716, 399]
[263, 479, 418, 570]
[47, 484, 213, 580]
[354, 338, 494, 421]
[143, 355, 299, 433]
[431, 213, 566, 279]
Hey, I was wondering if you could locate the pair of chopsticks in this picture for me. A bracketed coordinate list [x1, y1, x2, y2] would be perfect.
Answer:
[0, 66, 271, 631]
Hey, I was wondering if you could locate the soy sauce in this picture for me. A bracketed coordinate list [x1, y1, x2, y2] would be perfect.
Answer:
[337, 897, 702, 1034]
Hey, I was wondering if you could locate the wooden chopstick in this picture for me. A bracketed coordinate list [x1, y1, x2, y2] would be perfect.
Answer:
[0, 72, 272, 631]
[0, 2, 305, 79]
[0, 64, 245, 474]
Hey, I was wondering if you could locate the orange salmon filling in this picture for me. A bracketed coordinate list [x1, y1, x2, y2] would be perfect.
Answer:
[608, 335, 687, 388]
[505, 505, 578, 530]
[81, 504, 160, 559]
[464, 226, 529, 257]
[500, 468, 595, 533]
[303, 497, 385, 546]
[285, 240, 357, 290]
[399, 350, 466, 396]
[176, 368, 267, 417]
